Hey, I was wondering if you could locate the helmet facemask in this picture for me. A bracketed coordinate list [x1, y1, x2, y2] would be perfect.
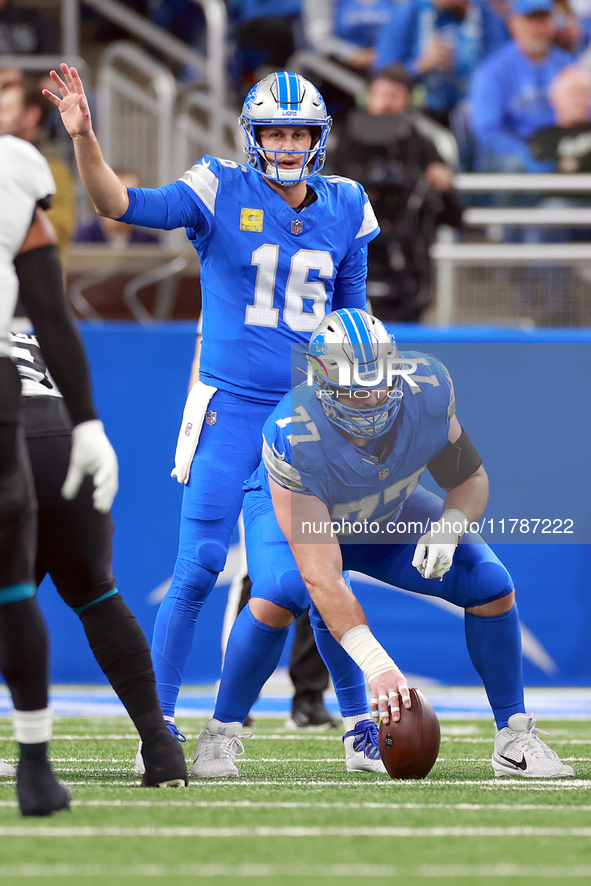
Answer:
[312, 361, 404, 440]
[240, 72, 332, 186]
[307, 310, 405, 440]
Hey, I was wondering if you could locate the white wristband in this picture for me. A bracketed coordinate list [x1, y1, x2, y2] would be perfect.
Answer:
[439, 508, 469, 539]
[340, 625, 396, 683]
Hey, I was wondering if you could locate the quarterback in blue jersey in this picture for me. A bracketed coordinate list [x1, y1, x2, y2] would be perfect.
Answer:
[46, 66, 380, 765]
[193, 309, 574, 778]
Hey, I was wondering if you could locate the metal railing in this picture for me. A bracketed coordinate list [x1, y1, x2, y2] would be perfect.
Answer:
[0, 54, 90, 82]
[174, 88, 243, 176]
[60, 0, 228, 107]
[432, 173, 591, 326]
[68, 252, 189, 321]
[124, 257, 187, 323]
[289, 51, 367, 101]
[455, 173, 591, 192]
[97, 42, 177, 187]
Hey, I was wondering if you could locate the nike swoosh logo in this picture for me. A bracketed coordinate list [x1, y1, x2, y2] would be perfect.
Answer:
[498, 752, 527, 771]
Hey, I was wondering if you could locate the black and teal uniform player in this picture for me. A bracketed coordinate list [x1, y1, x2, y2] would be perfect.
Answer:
[9, 327, 117, 612]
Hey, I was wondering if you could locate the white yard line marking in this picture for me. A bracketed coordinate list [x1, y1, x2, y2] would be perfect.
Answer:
[0, 825, 589, 838]
[36, 756, 590, 765]
[0, 863, 590, 878]
[0, 778, 587, 789]
[0, 863, 591, 879]
[0, 800, 588, 811]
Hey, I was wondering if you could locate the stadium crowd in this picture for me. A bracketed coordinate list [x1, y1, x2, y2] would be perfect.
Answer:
[3, 0, 591, 322]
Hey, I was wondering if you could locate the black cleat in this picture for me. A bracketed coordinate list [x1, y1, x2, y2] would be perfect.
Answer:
[17, 758, 71, 817]
[286, 691, 339, 730]
[141, 730, 189, 788]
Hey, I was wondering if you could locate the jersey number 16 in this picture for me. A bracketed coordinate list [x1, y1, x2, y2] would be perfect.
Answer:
[245, 245, 333, 331]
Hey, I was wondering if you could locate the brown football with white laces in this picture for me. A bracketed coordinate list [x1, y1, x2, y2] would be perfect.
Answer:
[378, 688, 440, 779]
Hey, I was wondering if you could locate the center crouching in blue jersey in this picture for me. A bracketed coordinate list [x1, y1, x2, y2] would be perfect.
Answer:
[191, 309, 575, 780]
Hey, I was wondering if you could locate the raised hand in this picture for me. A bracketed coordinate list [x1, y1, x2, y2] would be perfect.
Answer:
[42, 64, 93, 139]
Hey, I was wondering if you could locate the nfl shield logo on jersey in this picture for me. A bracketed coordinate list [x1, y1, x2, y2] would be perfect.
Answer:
[205, 410, 217, 426]
[291, 219, 303, 235]
[379, 468, 389, 480]
[184, 422, 193, 436]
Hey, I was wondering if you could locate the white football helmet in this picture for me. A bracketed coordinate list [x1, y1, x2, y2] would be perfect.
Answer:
[307, 308, 403, 439]
[239, 72, 332, 185]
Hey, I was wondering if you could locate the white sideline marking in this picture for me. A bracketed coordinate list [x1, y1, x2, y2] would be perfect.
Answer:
[0, 799, 588, 811]
[0, 825, 589, 838]
[1, 864, 591, 879]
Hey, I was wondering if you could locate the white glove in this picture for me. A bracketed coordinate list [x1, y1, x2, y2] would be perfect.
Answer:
[171, 381, 217, 484]
[61, 419, 119, 514]
[412, 508, 469, 579]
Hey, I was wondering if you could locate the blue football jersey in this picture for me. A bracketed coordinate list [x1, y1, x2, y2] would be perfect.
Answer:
[247, 352, 456, 531]
[123, 158, 380, 402]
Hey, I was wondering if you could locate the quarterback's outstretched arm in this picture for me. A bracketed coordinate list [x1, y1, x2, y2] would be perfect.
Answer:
[43, 65, 129, 219]
[269, 477, 411, 725]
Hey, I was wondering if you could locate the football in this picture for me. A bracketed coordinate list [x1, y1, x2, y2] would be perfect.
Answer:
[378, 688, 441, 779]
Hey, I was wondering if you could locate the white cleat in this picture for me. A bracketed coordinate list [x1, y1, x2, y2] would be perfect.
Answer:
[492, 712, 576, 778]
[134, 739, 145, 776]
[0, 759, 16, 777]
[192, 718, 249, 778]
[343, 719, 388, 774]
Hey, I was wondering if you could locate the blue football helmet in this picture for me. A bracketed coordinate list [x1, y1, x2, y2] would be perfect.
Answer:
[239, 72, 332, 186]
[307, 309, 403, 439]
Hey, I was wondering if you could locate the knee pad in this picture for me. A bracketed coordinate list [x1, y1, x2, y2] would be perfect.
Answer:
[466, 559, 514, 608]
[278, 568, 307, 599]
[195, 541, 228, 575]
[276, 568, 308, 616]
[249, 567, 308, 618]
[171, 542, 228, 607]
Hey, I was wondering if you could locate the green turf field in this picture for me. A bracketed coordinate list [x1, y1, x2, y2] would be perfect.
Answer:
[0, 716, 589, 885]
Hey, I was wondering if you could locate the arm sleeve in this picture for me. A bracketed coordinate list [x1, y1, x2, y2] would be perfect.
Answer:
[13, 245, 98, 426]
[117, 180, 209, 233]
[332, 246, 368, 310]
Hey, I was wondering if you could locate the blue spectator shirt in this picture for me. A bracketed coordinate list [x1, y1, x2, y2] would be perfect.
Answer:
[229, 0, 302, 22]
[334, 0, 395, 49]
[374, 0, 507, 116]
[469, 40, 573, 171]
